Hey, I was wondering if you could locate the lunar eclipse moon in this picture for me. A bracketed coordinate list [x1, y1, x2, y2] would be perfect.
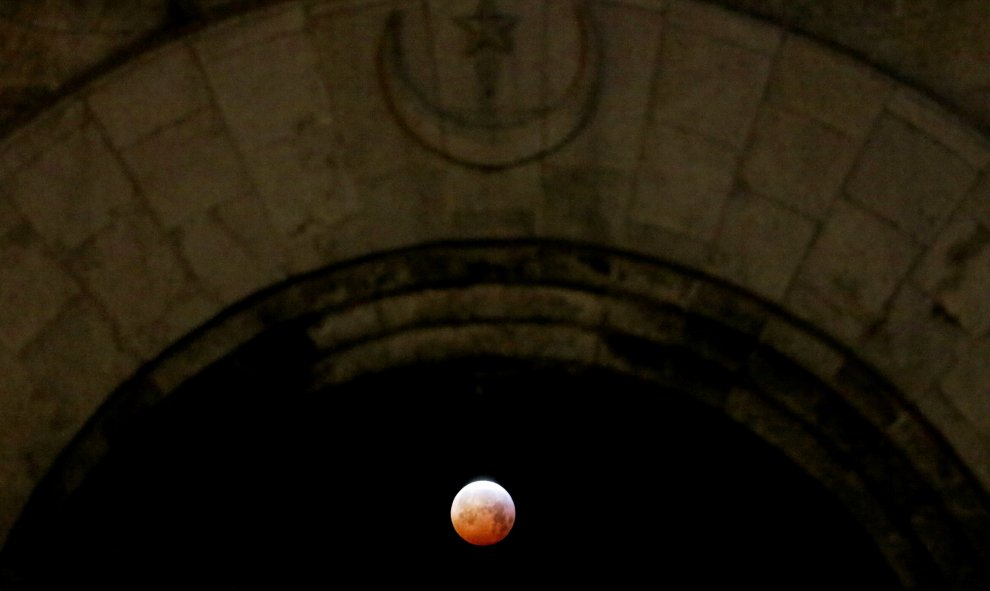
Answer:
[451, 480, 515, 546]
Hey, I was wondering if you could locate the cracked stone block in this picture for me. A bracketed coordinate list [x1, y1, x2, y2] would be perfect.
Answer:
[914, 216, 990, 336]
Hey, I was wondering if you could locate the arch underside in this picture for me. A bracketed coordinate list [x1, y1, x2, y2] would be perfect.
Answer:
[3, 242, 989, 588]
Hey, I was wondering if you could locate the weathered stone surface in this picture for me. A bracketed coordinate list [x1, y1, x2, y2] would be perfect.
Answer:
[540, 165, 627, 241]
[552, 2, 663, 168]
[0, 100, 86, 180]
[760, 318, 845, 380]
[667, 0, 780, 53]
[766, 35, 892, 136]
[0, 231, 80, 351]
[5, 122, 135, 251]
[888, 88, 990, 169]
[309, 4, 420, 175]
[845, 114, 977, 244]
[860, 285, 968, 399]
[619, 221, 710, 270]
[710, 191, 817, 300]
[194, 3, 306, 60]
[20, 298, 138, 437]
[88, 44, 212, 148]
[653, 26, 773, 149]
[632, 124, 737, 240]
[241, 123, 360, 241]
[198, 31, 331, 149]
[914, 216, 990, 336]
[964, 172, 990, 234]
[214, 196, 291, 277]
[741, 106, 858, 218]
[67, 214, 193, 352]
[942, 337, 990, 433]
[0, 198, 22, 238]
[176, 213, 281, 304]
[0, 347, 37, 450]
[447, 165, 537, 239]
[790, 200, 918, 339]
[121, 108, 250, 228]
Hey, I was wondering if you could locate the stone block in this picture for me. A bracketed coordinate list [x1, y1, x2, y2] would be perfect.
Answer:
[0, 197, 23, 238]
[653, 26, 772, 149]
[620, 220, 710, 271]
[446, 161, 536, 239]
[908, 387, 990, 494]
[122, 109, 250, 228]
[194, 3, 306, 60]
[309, 4, 424, 175]
[741, 106, 858, 218]
[767, 35, 892, 136]
[792, 200, 918, 330]
[860, 285, 968, 399]
[88, 43, 212, 148]
[0, 232, 80, 351]
[632, 124, 737, 240]
[6, 122, 135, 251]
[914, 216, 990, 335]
[552, 2, 663, 168]
[20, 298, 138, 438]
[132, 288, 219, 359]
[845, 114, 976, 244]
[963, 171, 990, 229]
[321, 169, 446, 263]
[0, 100, 86, 179]
[0, 347, 37, 447]
[68, 214, 192, 350]
[888, 88, 990, 169]
[176, 213, 282, 304]
[308, 302, 382, 350]
[710, 191, 817, 300]
[243, 125, 360, 239]
[942, 337, 990, 433]
[214, 196, 291, 277]
[667, 0, 780, 53]
[760, 318, 845, 380]
[200, 32, 332, 149]
[539, 165, 628, 241]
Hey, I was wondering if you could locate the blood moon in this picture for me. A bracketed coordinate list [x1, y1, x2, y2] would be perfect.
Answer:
[450, 480, 516, 546]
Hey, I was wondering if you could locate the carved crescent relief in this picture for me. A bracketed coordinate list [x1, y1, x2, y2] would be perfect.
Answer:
[379, 0, 602, 171]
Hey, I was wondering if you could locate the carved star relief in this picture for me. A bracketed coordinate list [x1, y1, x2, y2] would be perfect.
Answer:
[454, 0, 518, 56]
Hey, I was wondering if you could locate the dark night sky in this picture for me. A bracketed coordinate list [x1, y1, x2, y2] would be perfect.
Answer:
[20, 357, 900, 589]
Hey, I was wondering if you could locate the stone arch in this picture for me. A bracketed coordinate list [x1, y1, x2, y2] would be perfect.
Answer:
[0, 0, 989, 585]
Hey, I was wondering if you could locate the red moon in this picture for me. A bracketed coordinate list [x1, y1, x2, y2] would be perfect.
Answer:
[450, 480, 516, 546]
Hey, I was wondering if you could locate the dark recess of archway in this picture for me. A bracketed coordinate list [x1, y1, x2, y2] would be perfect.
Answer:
[1, 241, 988, 589]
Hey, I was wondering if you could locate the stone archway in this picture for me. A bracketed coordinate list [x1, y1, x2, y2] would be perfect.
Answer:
[0, 0, 989, 587]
